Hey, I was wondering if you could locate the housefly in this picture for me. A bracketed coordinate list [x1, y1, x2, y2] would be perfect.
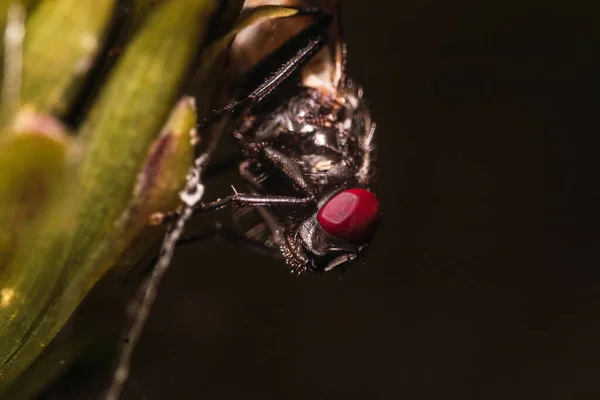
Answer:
[158, 0, 380, 275]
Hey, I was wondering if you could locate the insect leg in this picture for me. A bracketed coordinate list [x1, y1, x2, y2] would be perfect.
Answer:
[152, 193, 313, 225]
[177, 222, 282, 258]
[139, 222, 281, 277]
[195, 193, 313, 214]
[200, 9, 332, 129]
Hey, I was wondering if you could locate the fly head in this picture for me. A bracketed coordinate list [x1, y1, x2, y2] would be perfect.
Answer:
[281, 187, 379, 274]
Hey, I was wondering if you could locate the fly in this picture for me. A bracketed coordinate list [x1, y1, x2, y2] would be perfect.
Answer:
[156, 0, 380, 275]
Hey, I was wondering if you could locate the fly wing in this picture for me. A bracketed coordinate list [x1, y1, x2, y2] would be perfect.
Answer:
[232, 0, 312, 75]
[300, 0, 345, 89]
[231, 0, 344, 94]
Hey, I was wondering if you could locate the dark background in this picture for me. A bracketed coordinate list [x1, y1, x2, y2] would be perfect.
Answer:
[44, 0, 593, 399]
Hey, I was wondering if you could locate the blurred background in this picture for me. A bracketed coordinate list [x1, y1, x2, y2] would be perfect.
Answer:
[42, 0, 592, 398]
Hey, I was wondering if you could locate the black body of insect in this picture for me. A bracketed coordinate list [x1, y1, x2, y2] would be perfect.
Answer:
[165, 2, 379, 275]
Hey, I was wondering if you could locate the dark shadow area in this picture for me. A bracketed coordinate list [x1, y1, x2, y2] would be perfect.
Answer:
[41, 1, 592, 399]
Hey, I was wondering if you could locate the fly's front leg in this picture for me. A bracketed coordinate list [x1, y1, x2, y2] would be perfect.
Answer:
[151, 193, 314, 225]
[140, 222, 282, 276]
[177, 222, 282, 258]
[177, 222, 281, 258]
[194, 193, 314, 215]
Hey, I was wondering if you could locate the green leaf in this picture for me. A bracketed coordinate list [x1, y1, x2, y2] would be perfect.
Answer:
[0, 0, 217, 393]
[0, 110, 69, 269]
[20, 0, 118, 117]
[1, 97, 197, 400]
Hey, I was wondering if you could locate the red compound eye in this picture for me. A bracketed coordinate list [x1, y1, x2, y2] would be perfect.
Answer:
[317, 188, 379, 242]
